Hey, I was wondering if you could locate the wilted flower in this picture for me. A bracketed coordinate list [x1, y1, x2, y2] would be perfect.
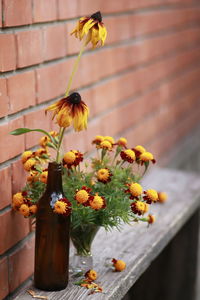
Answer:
[71, 11, 107, 48]
[46, 92, 89, 132]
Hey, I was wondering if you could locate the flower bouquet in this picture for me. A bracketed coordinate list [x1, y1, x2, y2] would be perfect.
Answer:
[10, 12, 164, 290]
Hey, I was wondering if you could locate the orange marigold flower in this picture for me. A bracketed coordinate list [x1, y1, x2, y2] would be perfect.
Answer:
[158, 191, 168, 203]
[46, 92, 89, 132]
[117, 137, 127, 147]
[104, 136, 115, 145]
[40, 171, 48, 184]
[19, 204, 30, 217]
[99, 140, 112, 150]
[92, 135, 104, 145]
[63, 151, 76, 164]
[34, 148, 49, 158]
[39, 136, 50, 148]
[131, 201, 147, 215]
[12, 192, 24, 209]
[148, 214, 156, 224]
[75, 187, 90, 204]
[143, 189, 158, 204]
[71, 11, 107, 48]
[120, 149, 136, 163]
[21, 151, 33, 163]
[89, 194, 106, 210]
[23, 158, 36, 172]
[133, 145, 146, 157]
[85, 269, 98, 281]
[29, 205, 37, 215]
[139, 151, 156, 164]
[63, 150, 83, 168]
[112, 258, 126, 272]
[27, 171, 39, 183]
[97, 168, 112, 183]
[54, 198, 71, 216]
[129, 183, 143, 197]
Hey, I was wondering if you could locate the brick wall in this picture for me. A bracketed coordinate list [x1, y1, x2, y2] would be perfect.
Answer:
[1, 0, 200, 298]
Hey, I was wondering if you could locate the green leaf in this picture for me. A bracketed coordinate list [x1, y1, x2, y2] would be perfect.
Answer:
[10, 128, 56, 147]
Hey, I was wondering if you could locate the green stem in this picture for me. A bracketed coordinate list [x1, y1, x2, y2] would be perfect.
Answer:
[65, 39, 87, 97]
[55, 39, 87, 162]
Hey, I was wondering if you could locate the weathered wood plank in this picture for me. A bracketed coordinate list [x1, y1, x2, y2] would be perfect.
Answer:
[13, 167, 200, 300]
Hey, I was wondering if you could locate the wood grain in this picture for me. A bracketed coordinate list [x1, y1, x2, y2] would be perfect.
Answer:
[13, 167, 200, 300]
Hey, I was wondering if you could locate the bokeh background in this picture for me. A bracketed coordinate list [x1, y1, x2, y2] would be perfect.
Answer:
[0, 0, 200, 299]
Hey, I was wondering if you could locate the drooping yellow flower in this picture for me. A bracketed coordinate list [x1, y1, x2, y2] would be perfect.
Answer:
[71, 11, 107, 48]
[39, 136, 50, 148]
[46, 93, 89, 132]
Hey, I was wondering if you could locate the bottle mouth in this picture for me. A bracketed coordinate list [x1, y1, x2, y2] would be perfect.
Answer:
[48, 162, 62, 171]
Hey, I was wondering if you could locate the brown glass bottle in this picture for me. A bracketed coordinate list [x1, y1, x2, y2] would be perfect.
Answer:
[34, 162, 70, 291]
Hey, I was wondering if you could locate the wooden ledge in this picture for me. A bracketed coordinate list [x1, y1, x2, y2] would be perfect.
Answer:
[13, 167, 200, 300]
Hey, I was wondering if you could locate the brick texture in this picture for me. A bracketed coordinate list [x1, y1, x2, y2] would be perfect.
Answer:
[0, 1, 200, 297]
[3, 0, 32, 27]
[16, 30, 43, 68]
[0, 34, 16, 72]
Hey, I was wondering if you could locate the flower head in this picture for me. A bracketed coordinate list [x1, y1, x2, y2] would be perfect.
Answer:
[97, 168, 112, 183]
[46, 92, 89, 131]
[126, 182, 143, 198]
[131, 201, 148, 215]
[19, 204, 30, 217]
[21, 151, 33, 163]
[139, 151, 156, 164]
[23, 158, 36, 172]
[92, 135, 104, 145]
[143, 189, 158, 204]
[27, 171, 39, 183]
[104, 136, 115, 145]
[63, 151, 76, 164]
[85, 269, 98, 281]
[40, 171, 48, 184]
[12, 192, 24, 209]
[148, 214, 156, 224]
[75, 186, 91, 204]
[54, 198, 71, 216]
[89, 194, 106, 210]
[99, 140, 112, 151]
[63, 150, 83, 168]
[71, 11, 107, 48]
[133, 145, 146, 158]
[117, 137, 127, 148]
[112, 259, 126, 272]
[29, 205, 37, 215]
[120, 149, 136, 163]
[158, 191, 168, 203]
[39, 136, 50, 148]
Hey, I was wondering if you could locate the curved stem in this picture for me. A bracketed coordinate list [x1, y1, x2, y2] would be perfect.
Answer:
[56, 127, 65, 163]
[65, 39, 87, 97]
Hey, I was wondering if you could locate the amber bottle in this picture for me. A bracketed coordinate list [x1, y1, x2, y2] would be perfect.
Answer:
[34, 162, 70, 291]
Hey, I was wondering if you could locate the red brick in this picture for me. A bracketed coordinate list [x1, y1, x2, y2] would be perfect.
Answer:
[0, 208, 30, 255]
[12, 160, 26, 195]
[9, 235, 34, 292]
[33, 0, 57, 23]
[0, 257, 9, 299]
[24, 108, 52, 149]
[58, 0, 79, 19]
[0, 34, 16, 72]
[0, 167, 12, 210]
[0, 78, 9, 118]
[0, 117, 25, 164]
[3, 0, 32, 27]
[7, 71, 36, 114]
[43, 24, 67, 61]
[36, 60, 74, 103]
[16, 30, 43, 68]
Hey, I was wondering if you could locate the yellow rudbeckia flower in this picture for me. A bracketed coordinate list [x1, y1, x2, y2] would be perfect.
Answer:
[71, 11, 107, 48]
[45, 92, 89, 132]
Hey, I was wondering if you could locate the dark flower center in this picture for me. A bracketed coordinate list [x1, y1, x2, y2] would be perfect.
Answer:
[91, 11, 102, 23]
[68, 92, 81, 104]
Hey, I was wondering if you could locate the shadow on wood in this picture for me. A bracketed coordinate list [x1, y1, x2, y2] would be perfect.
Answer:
[124, 210, 200, 300]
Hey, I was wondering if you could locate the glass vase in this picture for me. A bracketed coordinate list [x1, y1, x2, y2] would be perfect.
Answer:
[70, 224, 100, 273]
[34, 162, 70, 291]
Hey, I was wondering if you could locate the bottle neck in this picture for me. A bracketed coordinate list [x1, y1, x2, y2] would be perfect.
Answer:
[46, 162, 63, 193]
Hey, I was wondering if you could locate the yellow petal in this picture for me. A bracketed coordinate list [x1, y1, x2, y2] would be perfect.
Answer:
[57, 107, 72, 128]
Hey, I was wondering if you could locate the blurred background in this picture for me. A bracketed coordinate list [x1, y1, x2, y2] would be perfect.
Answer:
[0, 0, 200, 299]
